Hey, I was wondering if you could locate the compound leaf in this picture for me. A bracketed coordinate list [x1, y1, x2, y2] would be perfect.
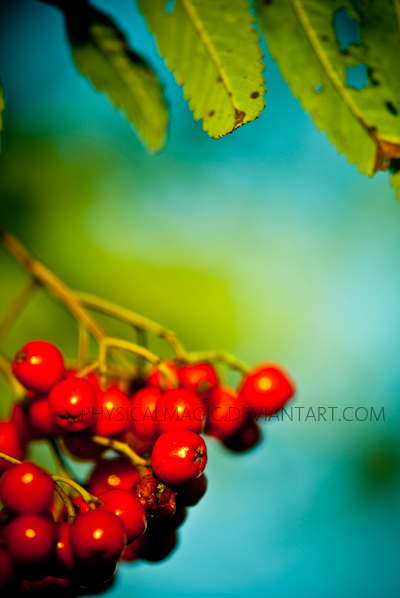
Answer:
[137, 0, 265, 138]
[66, 3, 168, 152]
[256, 0, 400, 190]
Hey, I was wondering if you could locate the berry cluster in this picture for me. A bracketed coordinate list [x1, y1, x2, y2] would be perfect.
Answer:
[0, 338, 295, 596]
[0, 229, 295, 598]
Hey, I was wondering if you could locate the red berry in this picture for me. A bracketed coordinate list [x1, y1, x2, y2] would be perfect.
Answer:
[178, 362, 218, 395]
[49, 378, 96, 431]
[9, 402, 35, 441]
[146, 361, 179, 390]
[62, 431, 104, 461]
[87, 456, 140, 496]
[0, 545, 20, 594]
[70, 509, 126, 563]
[54, 522, 75, 574]
[238, 362, 295, 416]
[0, 462, 54, 514]
[98, 489, 147, 544]
[156, 388, 206, 435]
[3, 514, 56, 564]
[92, 388, 131, 437]
[0, 421, 26, 473]
[131, 387, 161, 442]
[29, 395, 64, 438]
[151, 428, 207, 485]
[205, 386, 244, 440]
[12, 341, 65, 393]
[176, 474, 208, 507]
[135, 530, 177, 562]
[222, 418, 261, 452]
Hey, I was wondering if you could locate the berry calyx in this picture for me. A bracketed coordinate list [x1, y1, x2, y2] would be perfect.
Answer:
[98, 489, 147, 544]
[156, 388, 206, 435]
[3, 514, 56, 564]
[12, 340, 65, 393]
[151, 428, 207, 485]
[238, 362, 295, 415]
[0, 462, 54, 514]
[92, 388, 131, 437]
[69, 509, 126, 563]
[178, 362, 218, 395]
[49, 378, 96, 431]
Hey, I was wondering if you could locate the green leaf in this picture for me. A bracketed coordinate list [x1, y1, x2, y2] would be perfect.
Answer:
[256, 0, 400, 178]
[0, 81, 5, 153]
[65, 4, 168, 152]
[137, 0, 265, 139]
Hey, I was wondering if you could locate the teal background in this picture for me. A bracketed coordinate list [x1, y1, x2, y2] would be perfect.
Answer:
[0, 1, 400, 596]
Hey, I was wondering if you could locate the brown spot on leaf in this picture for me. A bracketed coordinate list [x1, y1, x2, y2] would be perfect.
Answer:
[369, 128, 400, 172]
[216, 76, 222, 83]
[250, 91, 259, 99]
[320, 34, 329, 41]
[208, 110, 215, 117]
[234, 109, 246, 126]
[264, 0, 273, 4]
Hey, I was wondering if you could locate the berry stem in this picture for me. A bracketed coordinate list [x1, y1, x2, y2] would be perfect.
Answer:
[99, 337, 179, 388]
[0, 231, 106, 342]
[0, 451, 77, 522]
[47, 437, 75, 480]
[75, 358, 102, 379]
[54, 483, 76, 523]
[51, 475, 102, 509]
[0, 278, 38, 345]
[186, 350, 249, 374]
[0, 351, 25, 397]
[91, 435, 151, 476]
[76, 291, 187, 359]
[78, 322, 89, 370]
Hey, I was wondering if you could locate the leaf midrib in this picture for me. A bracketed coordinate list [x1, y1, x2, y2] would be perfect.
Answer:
[179, 0, 240, 111]
[290, 0, 374, 142]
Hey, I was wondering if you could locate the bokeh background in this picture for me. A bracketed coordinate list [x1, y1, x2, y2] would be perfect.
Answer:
[1, 1, 400, 597]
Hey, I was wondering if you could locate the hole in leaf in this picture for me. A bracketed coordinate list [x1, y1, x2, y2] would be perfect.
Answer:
[165, 0, 175, 13]
[386, 101, 398, 116]
[346, 64, 367, 90]
[315, 84, 323, 93]
[334, 8, 360, 51]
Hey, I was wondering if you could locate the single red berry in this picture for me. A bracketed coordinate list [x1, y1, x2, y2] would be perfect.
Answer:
[70, 509, 126, 563]
[29, 395, 65, 438]
[151, 428, 207, 485]
[0, 545, 20, 595]
[156, 388, 206, 435]
[49, 378, 96, 431]
[131, 387, 161, 442]
[87, 456, 140, 496]
[205, 386, 244, 440]
[98, 489, 147, 544]
[62, 430, 104, 461]
[135, 529, 177, 563]
[9, 402, 36, 441]
[0, 462, 54, 514]
[12, 340, 65, 393]
[53, 522, 75, 574]
[178, 362, 218, 395]
[176, 474, 208, 507]
[238, 362, 295, 416]
[146, 361, 179, 390]
[3, 514, 56, 564]
[92, 388, 131, 437]
[222, 418, 261, 452]
[0, 421, 26, 473]
[132, 475, 177, 518]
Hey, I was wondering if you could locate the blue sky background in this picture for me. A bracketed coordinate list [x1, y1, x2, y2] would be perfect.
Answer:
[0, 1, 399, 596]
